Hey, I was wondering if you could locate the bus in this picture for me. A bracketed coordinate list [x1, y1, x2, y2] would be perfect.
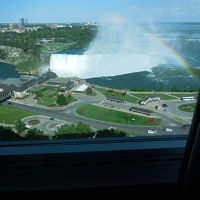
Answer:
[181, 96, 196, 101]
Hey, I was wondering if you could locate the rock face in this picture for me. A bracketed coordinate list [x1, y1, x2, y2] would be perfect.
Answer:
[0, 45, 23, 65]
[0, 45, 42, 75]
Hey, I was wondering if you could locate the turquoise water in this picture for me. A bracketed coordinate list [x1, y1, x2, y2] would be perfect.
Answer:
[0, 62, 20, 79]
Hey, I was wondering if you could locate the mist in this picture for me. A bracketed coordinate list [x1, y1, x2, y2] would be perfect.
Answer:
[49, 14, 169, 78]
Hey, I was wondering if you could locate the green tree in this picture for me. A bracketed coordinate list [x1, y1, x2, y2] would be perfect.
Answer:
[0, 126, 23, 141]
[26, 128, 48, 140]
[85, 87, 93, 95]
[96, 128, 127, 138]
[56, 94, 67, 106]
[0, 49, 7, 59]
[54, 123, 94, 139]
[76, 122, 93, 134]
[15, 120, 26, 133]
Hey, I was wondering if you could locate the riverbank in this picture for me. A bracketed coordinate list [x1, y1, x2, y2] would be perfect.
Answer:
[0, 62, 38, 80]
[0, 45, 42, 75]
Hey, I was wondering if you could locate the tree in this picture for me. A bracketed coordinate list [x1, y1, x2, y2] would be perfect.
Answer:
[0, 126, 23, 141]
[0, 49, 7, 59]
[96, 128, 127, 138]
[76, 122, 93, 134]
[85, 87, 93, 95]
[15, 120, 26, 133]
[56, 94, 67, 106]
[26, 128, 48, 140]
[54, 123, 94, 139]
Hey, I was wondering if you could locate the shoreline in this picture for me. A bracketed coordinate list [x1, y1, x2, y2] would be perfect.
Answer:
[0, 61, 38, 76]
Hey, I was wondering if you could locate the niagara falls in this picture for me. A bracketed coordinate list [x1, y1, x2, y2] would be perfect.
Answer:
[49, 15, 171, 78]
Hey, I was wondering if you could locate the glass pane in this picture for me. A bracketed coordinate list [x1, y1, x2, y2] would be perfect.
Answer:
[0, 0, 199, 141]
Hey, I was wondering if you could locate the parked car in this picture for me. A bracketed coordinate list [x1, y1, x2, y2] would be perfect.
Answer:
[155, 105, 162, 109]
[162, 104, 168, 107]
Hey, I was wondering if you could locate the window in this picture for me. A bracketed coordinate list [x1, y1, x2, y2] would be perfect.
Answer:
[0, 1, 199, 142]
[0, 0, 199, 193]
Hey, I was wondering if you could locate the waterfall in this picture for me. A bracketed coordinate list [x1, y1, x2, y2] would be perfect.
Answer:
[49, 52, 164, 79]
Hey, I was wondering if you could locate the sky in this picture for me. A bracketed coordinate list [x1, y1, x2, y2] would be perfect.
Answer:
[1, 0, 200, 23]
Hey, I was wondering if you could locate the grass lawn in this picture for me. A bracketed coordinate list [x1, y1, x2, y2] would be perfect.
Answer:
[0, 105, 36, 124]
[170, 93, 198, 98]
[132, 93, 176, 100]
[37, 90, 57, 106]
[96, 88, 138, 103]
[178, 103, 196, 112]
[41, 42, 75, 53]
[76, 104, 161, 126]
[30, 87, 74, 107]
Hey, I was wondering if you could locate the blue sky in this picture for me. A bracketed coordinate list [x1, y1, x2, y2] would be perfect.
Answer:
[1, 0, 200, 23]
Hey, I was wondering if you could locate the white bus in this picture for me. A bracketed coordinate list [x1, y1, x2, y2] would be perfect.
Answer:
[181, 96, 196, 101]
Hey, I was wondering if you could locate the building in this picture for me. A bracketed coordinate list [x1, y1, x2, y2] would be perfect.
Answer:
[107, 96, 126, 104]
[139, 96, 160, 105]
[39, 38, 54, 44]
[9, 24, 14, 31]
[74, 84, 88, 93]
[20, 18, 28, 26]
[0, 90, 13, 102]
[129, 106, 154, 116]
[0, 69, 57, 100]
[65, 81, 75, 92]
[47, 80, 75, 92]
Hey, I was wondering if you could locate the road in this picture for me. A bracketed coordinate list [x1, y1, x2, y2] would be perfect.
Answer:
[2, 100, 190, 135]
[165, 101, 195, 118]
[2, 88, 194, 135]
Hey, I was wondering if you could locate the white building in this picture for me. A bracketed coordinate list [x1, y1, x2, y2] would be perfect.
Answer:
[139, 96, 161, 105]
[181, 96, 196, 101]
[74, 84, 88, 93]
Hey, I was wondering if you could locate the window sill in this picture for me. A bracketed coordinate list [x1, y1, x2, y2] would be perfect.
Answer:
[0, 135, 187, 192]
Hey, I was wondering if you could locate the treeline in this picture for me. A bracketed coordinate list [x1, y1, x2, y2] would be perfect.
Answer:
[0, 25, 97, 73]
[0, 121, 127, 141]
[0, 25, 97, 55]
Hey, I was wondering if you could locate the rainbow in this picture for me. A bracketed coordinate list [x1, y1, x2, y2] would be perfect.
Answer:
[114, 15, 200, 84]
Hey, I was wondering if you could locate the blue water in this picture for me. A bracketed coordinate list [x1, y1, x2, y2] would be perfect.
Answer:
[56, 48, 87, 55]
[0, 62, 20, 79]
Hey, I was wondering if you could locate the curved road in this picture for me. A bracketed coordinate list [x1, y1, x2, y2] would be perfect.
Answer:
[2, 98, 190, 135]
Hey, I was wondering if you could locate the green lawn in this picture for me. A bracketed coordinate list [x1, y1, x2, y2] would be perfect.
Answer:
[0, 105, 36, 124]
[132, 93, 176, 100]
[178, 103, 196, 112]
[96, 88, 138, 103]
[76, 104, 161, 126]
[37, 89, 57, 106]
[29, 87, 74, 107]
[170, 93, 198, 98]
[41, 42, 76, 53]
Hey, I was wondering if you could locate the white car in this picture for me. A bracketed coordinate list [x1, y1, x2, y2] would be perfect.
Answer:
[147, 130, 157, 134]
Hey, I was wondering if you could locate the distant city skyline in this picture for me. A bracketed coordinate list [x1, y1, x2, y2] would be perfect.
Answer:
[1, 0, 200, 23]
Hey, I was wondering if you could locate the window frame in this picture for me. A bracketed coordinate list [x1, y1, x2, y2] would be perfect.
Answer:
[0, 135, 187, 192]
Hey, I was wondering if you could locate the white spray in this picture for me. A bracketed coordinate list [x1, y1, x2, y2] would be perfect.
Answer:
[49, 14, 168, 78]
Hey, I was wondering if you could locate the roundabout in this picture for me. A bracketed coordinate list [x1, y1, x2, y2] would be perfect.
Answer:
[22, 115, 71, 135]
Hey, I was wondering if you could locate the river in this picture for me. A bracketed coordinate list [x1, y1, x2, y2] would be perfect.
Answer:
[0, 62, 20, 79]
